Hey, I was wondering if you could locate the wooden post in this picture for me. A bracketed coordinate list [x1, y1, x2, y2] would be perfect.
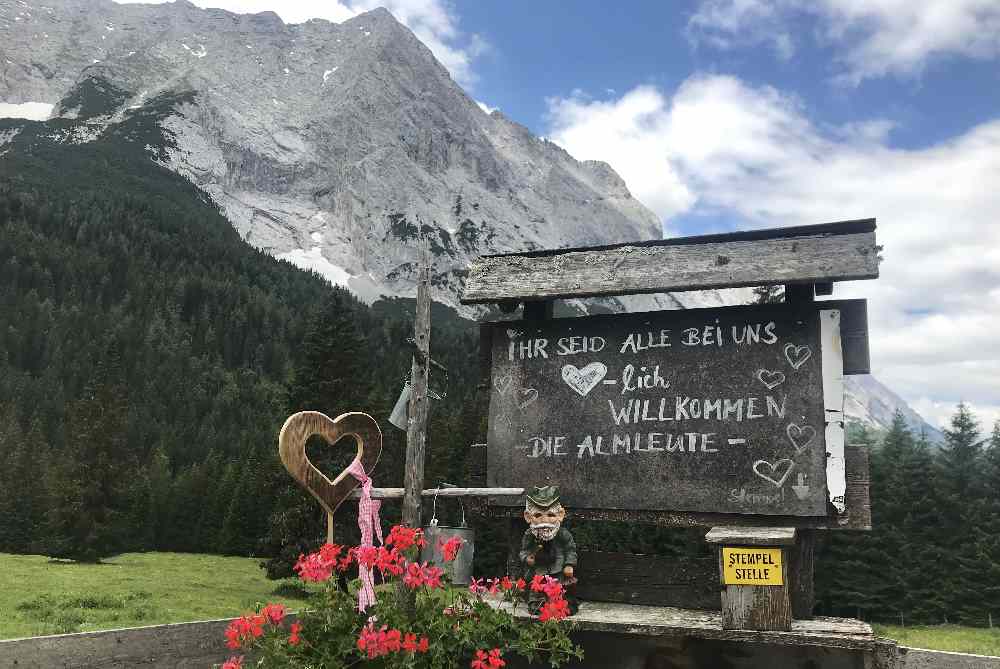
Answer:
[707, 527, 795, 631]
[402, 258, 432, 529]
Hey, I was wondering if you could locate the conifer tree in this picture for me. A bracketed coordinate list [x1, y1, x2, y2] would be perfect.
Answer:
[45, 345, 134, 562]
[898, 429, 946, 623]
[935, 403, 985, 623]
[977, 422, 1000, 625]
[262, 290, 373, 575]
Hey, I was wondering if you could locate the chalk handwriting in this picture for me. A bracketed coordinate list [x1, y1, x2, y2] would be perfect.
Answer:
[619, 330, 671, 353]
[730, 487, 784, 506]
[784, 343, 812, 370]
[756, 369, 786, 390]
[561, 362, 608, 397]
[494, 373, 512, 395]
[785, 423, 816, 454]
[620, 364, 670, 394]
[791, 472, 810, 500]
[555, 336, 605, 356]
[752, 459, 795, 488]
[517, 387, 539, 410]
[508, 338, 548, 360]
[608, 395, 786, 425]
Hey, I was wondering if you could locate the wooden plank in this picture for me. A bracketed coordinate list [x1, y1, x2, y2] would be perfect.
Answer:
[705, 527, 797, 546]
[575, 550, 718, 609]
[719, 546, 792, 631]
[487, 302, 830, 516]
[486, 598, 883, 652]
[402, 261, 431, 528]
[789, 529, 816, 620]
[346, 486, 523, 500]
[461, 221, 878, 304]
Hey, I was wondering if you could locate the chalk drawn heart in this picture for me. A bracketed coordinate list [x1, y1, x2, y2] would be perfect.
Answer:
[756, 369, 786, 390]
[561, 362, 608, 397]
[753, 459, 795, 488]
[786, 423, 817, 454]
[494, 373, 512, 395]
[784, 344, 812, 370]
[278, 411, 382, 516]
[506, 328, 523, 340]
[517, 387, 539, 410]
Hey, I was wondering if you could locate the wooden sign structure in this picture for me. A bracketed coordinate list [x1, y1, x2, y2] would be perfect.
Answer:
[462, 219, 880, 634]
[485, 302, 863, 518]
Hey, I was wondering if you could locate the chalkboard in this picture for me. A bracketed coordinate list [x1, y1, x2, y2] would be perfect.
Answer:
[486, 304, 830, 516]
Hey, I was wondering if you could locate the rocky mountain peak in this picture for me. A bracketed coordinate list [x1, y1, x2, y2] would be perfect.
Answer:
[0, 0, 941, 440]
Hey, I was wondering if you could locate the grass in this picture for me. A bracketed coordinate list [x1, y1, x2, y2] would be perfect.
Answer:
[874, 624, 1000, 656]
[0, 552, 314, 640]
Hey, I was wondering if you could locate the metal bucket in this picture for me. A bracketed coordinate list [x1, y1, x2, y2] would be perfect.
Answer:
[388, 382, 445, 431]
[420, 493, 474, 584]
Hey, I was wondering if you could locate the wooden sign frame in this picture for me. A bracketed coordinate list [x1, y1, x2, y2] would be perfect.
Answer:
[462, 219, 879, 620]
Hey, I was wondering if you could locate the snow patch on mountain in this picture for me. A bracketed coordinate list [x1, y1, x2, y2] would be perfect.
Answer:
[0, 101, 53, 120]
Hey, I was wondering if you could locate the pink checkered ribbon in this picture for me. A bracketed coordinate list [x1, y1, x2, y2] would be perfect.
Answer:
[347, 457, 382, 612]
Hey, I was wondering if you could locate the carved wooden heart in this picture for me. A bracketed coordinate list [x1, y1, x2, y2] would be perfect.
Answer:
[278, 411, 382, 516]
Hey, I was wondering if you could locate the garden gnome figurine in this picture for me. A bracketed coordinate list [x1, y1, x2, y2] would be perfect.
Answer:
[520, 485, 578, 614]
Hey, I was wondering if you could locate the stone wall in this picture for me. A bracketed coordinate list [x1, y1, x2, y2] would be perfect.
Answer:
[2, 619, 998, 669]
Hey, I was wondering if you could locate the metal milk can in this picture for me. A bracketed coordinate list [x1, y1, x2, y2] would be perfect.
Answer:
[420, 489, 474, 585]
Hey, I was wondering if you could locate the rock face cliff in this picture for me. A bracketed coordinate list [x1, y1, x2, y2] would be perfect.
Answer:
[0, 0, 664, 306]
[0, 0, 941, 439]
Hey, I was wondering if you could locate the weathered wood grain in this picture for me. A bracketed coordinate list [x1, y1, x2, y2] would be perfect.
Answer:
[461, 221, 879, 304]
[277, 411, 382, 522]
[403, 261, 432, 528]
[346, 486, 524, 500]
[575, 550, 718, 609]
[705, 527, 797, 546]
[486, 598, 885, 653]
[789, 529, 816, 620]
[719, 547, 792, 631]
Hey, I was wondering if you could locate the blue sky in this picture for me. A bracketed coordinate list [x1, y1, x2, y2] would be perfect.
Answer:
[116, 0, 1000, 431]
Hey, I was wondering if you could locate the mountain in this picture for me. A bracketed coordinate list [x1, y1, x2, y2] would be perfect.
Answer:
[0, 0, 939, 440]
[0, 0, 665, 308]
[845, 375, 944, 443]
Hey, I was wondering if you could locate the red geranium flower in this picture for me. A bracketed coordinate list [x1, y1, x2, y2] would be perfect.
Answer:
[260, 603, 286, 625]
[539, 597, 570, 622]
[288, 622, 302, 646]
[471, 647, 506, 669]
[440, 535, 463, 561]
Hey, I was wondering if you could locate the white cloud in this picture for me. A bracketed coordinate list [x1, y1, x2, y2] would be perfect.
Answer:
[688, 0, 1000, 84]
[476, 100, 496, 114]
[544, 88, 696, 222]
[545, 74, 1000, 427]
[113, 0, 485, 86]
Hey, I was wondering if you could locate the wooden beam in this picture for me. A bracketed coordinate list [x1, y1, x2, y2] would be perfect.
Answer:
[347, 487, 524, 500]
[461, 220, 878, 304]
[705, 527, 797, 546]
[402, 260, 432, 528]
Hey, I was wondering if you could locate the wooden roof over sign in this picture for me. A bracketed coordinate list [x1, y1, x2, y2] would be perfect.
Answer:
[460, 219, 879, 305]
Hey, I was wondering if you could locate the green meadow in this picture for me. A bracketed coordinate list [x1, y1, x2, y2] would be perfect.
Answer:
[0, 552, 311, 640]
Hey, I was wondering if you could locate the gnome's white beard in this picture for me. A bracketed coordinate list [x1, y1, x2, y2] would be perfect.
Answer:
[529, 523, 560, 542]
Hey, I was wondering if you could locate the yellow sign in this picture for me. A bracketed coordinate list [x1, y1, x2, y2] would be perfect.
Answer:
[722, 547, 784, 586]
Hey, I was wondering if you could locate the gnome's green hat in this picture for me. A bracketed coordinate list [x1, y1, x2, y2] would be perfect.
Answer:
[526, 485, 560, 508]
